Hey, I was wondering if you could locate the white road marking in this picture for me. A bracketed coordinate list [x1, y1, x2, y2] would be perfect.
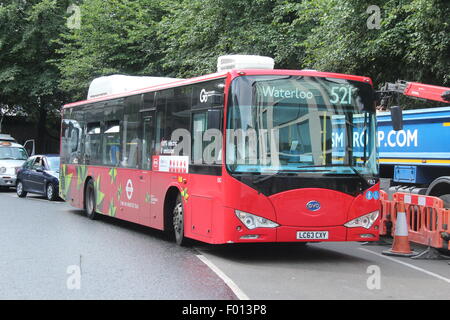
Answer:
[360, 248, 450, 284]
[195, 254, 250, 300]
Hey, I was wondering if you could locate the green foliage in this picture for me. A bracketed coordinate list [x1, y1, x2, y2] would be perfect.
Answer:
[0, 0, 69, 108]
[302, 0, 450, 86]
[57, 0, 171, 100]
[157, 0, 319, 77]
[1, 0, 449, 109]
[158, 0, 281, 77]
[0, 0, 69, 148]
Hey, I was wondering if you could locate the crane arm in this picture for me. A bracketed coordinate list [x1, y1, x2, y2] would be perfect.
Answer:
[378, 80, 450, 104]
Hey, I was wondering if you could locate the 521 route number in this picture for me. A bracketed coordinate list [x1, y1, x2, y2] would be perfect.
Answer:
[330, 86, 354, 105]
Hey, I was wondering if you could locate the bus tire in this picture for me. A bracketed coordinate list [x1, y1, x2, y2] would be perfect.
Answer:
[173, 194, 188, 246]
[84, 179, 97, 220]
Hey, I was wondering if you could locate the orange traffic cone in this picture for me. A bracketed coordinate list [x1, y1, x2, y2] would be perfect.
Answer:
[383, 202, 416, 257]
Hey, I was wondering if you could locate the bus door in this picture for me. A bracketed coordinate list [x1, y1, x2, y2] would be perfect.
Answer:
[138, 109, 156, 227]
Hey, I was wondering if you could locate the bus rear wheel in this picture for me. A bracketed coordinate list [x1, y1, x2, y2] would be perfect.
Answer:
[173, 194, 188, 246]
[85, 179, 97, 220]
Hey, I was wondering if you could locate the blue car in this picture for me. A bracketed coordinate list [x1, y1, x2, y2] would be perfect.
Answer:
[16, 154, 60, 201]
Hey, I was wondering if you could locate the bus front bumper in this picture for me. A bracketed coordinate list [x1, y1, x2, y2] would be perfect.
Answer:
[224, 211, 380, 244]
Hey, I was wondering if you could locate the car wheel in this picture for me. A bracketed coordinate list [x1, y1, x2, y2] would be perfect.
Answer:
[16, 181, 27, 198]
[46, 183, 57, 201]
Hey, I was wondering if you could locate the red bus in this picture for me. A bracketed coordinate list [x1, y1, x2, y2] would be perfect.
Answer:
[60, 56, 380, 245]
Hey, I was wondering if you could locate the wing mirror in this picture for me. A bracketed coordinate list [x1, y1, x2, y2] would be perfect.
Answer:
[390, 106, 403, 131]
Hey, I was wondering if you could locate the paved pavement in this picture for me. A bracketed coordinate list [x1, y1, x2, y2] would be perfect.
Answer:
[1, 189, 449, 300]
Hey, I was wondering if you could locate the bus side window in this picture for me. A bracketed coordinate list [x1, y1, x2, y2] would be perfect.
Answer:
[61, 108, 84, 165]
[85, 122, 101, 164]
[154, 90, 168, 155]
[103, 121, 121, 167]
[141, 92, 155, 170]
[121, 95, 141, 168]
[192, 112, 207, 164]
[192, 109, 222, 165]
[167, 86, 191, 156]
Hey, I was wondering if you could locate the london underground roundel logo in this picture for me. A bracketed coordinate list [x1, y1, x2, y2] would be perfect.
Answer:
[126, 179, 134, 200]
[306, 200, 321, 212]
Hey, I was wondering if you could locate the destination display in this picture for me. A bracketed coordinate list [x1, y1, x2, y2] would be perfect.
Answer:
[257, 83, 357, 106]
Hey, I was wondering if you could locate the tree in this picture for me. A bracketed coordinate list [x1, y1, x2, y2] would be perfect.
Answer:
[301, 0, 450, 87]
[56, 0, 172, 101]
[0, 0, 70, 152]
[157, 0, 314, 78]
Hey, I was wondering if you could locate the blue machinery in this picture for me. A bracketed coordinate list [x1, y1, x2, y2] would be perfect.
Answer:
[377, 106, 450, 199]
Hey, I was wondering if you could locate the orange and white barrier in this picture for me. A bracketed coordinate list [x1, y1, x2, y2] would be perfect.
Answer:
[379, 190, 393, 237]
[379, 192, 450, 256]
[394, 193, 445, 250]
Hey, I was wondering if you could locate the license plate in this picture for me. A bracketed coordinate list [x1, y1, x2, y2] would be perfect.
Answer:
[296, 231, 329, 240]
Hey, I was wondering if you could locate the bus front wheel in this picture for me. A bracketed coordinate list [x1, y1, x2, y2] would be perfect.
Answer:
[173, 194, 188, 246]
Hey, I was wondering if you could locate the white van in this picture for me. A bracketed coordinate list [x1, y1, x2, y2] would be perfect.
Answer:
[0, 135, 30, 189]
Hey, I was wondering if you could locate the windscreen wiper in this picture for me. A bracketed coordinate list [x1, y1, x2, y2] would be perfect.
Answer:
[344, 165, 368, 185]
[297, 164, 368, 184]
[252, 170, 298, 184]
[363, 112, 368, 164]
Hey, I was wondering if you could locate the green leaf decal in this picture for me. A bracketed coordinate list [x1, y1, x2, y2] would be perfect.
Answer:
[117, 184, 122, 201]
[181, 188, 189, 202]
[109, 168, 117, 184]
[94, 176, 105, 212]
[76, 165, 87, 190]
[60, 164, 73, 200]
[108, 199, 117, 217]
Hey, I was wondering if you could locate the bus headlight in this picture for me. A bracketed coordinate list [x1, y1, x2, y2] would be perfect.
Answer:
[344, 211, 379, 229]
[235, 210, 279, 230]
[0, 167, 6, 174]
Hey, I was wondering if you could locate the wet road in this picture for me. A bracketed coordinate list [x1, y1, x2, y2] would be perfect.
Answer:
[1, 189, 450, 300]
[0, 190, 236, 299]
[195, 242, 450, 299]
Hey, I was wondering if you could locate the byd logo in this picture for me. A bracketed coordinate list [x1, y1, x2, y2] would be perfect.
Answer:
[126, 179, 134, 200]
[306, 200, 321, 212]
